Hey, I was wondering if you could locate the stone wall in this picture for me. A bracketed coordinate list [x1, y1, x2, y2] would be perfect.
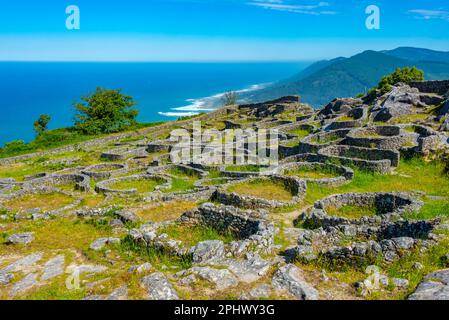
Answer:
[410, 80, 449, 95]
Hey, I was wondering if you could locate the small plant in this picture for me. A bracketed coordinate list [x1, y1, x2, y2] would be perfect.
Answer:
[222, 91, 238, 106]
[33, 114, 51, 136]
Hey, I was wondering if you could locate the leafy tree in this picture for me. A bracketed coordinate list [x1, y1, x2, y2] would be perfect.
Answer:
[33, 114, 51, 136]
[222, 91, 238, 106]
[377, 67, 424, 94]
[74, 87, 139, 135]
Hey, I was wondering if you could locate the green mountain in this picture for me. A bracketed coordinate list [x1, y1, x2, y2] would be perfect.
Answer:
[244, 47, 449, 107]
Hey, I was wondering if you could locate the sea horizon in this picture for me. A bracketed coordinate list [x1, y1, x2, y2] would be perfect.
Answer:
[0, 61, 311, 146]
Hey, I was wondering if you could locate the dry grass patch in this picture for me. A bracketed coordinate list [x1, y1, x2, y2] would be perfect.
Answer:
[135, 201, 197, 222]
[2, 193, 75, 212]
[109, 178, 161, 193]
[284, 167, 339, 180]
[227, 179, 293, 201]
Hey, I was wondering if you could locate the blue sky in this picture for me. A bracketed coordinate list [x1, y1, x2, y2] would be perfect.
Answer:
[0, 0, 448, 61]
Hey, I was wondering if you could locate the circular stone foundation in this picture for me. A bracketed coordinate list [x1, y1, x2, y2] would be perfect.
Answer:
[0, 190, 81, 215]
[275, 162, 354, 186]
[82, 163, 129, 180]
[95, 174, 171, 196]
[345, 125, 408, 150]
[214, 175, 306, 209]
[25, 173, 91, 193]
[300, 129, 351, 153]
[318, 145, 400, 173]
[298, 192, 423, 229]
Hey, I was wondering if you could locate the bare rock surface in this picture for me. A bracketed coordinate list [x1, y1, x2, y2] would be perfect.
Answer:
[141, 272, 179, 300]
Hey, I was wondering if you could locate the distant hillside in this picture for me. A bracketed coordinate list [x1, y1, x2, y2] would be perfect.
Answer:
[243, 47, 449, 107]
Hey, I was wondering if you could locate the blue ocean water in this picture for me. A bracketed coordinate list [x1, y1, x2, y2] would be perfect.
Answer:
[0, 62, 309, 146]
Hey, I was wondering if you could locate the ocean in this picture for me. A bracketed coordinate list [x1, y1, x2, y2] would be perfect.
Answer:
[0, 62, 310, 146]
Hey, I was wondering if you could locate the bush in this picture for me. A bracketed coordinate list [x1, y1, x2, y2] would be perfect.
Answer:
[33, 114, 51, 136]
[74, 87, 139, 135]
[377, 67, 424, 94]
[222, 91, 238, 106]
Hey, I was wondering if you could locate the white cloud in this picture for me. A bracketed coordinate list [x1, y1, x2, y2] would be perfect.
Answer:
[247, 0, 336, 15]
[408, 9, 449, 21]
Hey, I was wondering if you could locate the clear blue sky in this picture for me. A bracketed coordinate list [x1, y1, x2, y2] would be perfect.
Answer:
[0, 0, 448, 61]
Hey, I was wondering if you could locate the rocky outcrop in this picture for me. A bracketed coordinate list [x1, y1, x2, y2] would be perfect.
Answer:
[409, 269, 449, 300]
[272, 264, 319, 300]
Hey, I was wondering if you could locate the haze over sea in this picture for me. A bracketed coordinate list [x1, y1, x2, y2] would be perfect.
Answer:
[0, 62, 310, 146]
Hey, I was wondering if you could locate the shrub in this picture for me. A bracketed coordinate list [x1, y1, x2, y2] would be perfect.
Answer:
[222, 91, 238, 106]
[377, 67, 424, 94]
[33, 114, 51, 136]
[74, 87, 139, 135]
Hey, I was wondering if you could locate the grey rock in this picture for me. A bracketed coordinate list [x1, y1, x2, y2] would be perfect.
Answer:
[9, 273, 38, 297]
[41, 255, 65, 281]
[109, 219, 125, 228]
[106, 285, 129, 300]
[128, 262, 152, 274]
[115, 210, 140, 223]
[272, 264, 319, 300]
[89, 237, 120, 251]
[392, 237, 415, 250]
[409, 269, 449, 300]
[391, 277, 409, 289]
[6, 232, 35, 245]
[191, 240, 225, 264]
[141, 272, 179, 300]
[248, 284, 272, 299]
[227, 255, 271, 283]
[413, 262, 424, 270]
[67, 264, 108, 275]
[1, 252, 43, 273]
[0, 273, 14, 285]
[184, 266, 239, 290]
[371, 85, 424, 122]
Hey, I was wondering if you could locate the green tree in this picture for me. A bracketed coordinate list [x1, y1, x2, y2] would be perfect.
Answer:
[74, 87, 139, 135]
[222, 91, 238, 106]
[377, 67, 425, 94]
[33, 114, 51, 136]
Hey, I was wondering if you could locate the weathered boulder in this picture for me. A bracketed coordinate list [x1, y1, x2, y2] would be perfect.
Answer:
[7, 232, 35, 245]
[272, 264, 319, 300]
[128, 262, 152, 274]
[89, 237, 120, 251]
[408, 269, 449, 300]
[141, 272, 179, 300]
[9, 273, 38, 297]
[177, 266, 239, 290]
[0, 272, 14, 285]
[191, 240, 225, 264]
[371, 85, 425, 122]
[319, 98, 363, 117]
[41, 255, 65, 281]
[1, 252, 43, 273]
[227, 255, 271, 283]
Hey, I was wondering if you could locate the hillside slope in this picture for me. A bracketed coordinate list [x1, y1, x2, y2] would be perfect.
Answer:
[244, 47, 449, 107]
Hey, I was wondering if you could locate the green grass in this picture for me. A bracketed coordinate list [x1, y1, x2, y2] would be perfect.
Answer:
[287, 128, 310, 139]
[0, 122, 165, 159]
[303, 158, 449, 208]
[163, 177, 195, 194]
[227, 179, 293, 201]
[118, 235, 193, 270]
[2, 192, 75, 212]
[284, 166, 340, 180]
[109, 178, 162, 193]
[403, 199, 449, 220]
[326, 204, 378, 219]
[310, 133, 340, 145]
[225, 164, 261, 172]
[158, 224, 235, 246]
